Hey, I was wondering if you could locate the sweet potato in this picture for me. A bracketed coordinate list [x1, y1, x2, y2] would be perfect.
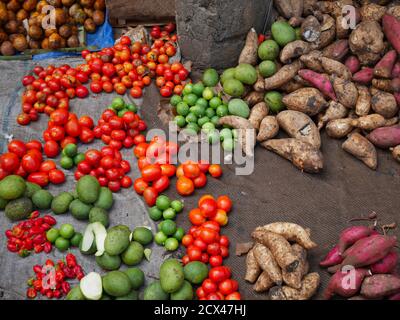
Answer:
[324, 268, 370, 299]
[361, 274, 400, 299]
[276, 110, 321, 149]
[340, 234, 397, 268]
[245, 248, 262, 283]
[274, 0, 294, 19]
[345, 55, 361, 74]
[351, 113, 386, 131]
[336, 15, 349, 39]
[333, 77, 358, 109]
[269, 286, 287, 300]
[300, 50, 324, 72]
[253, 70, 265, 92]
[291, 0, 303, 18]
[320, 245, 344, 267]
[321, 57, 352, 80]
[238, 28, 258, 66]
[371, 91, 399, 118]
[298, 69, 336, 100]
[248, 102, 269, 130]
[254, 271, 274, 292]
[370, 251, 398, 274]
[303, 0, 317, 16]
[353, 68, 374, 84]
[392, 145, 400, 162]
[371, 78, 398, 93]
[374, 50, 397, 79]
[322, 39, 349, 61]
[257, 116, 279, 142]
[282, 273, 321, 300]
[253, 243, 283, 285]
[289, 16, 304, 28]
[360, 3, 386, 22]
[389, 293, 400, 300]
[261, 138, 324, 173]
[338, 225, 373, 254]
[383, 14, 400, 54]
[312, 14, 336, 50]
[392, 61, 400, 78]
[282, 87, 327, 116]
[342, 133, 378, 170]
[282, 244, 308, 289]
[385, 117, 399, 127]
[264, 60, 303, 90]
[318, 101, 348, 129]
[355, 85, 371, 116]
[367, 125, 400, 149]
[280, 41, 311, 64]
[236, 242, 253, 256]
[326, 118, 353, 139]
[244, 91, 264, 107]
[252, 230, 299, 272]
[280, 79, 305, 93]
[256, 222, 318, 250]
[301, 15, 321, 43]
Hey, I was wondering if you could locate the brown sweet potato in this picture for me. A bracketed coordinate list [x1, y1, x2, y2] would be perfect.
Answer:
[261, 138, 323, 173]
[371, 91, 399, 118]
[282, 244, 308, 289]
[245, 248, 262, 283]
[269, 286, 287, 300]
[321, 57, 352, 80]
[274, 0, 294, 19]
[239, 28, 258, 66]
[326, 118, 353, 139]
[351, 113, 386, 131]
[371, 78, 398, 93]
[300, 50, 324, 72]
[252, 230, 300, 272]
[312, 14, 336, 50]
[360, 3, 386, 22]
[367, 125, 400, 149]
[257, 116, 279, 142]
[280, 79, 305, 93]
[282, 87, 327, 116]
[301, 16, 321, 43]
[355, 85, 371, 116]
[318, 101, 348, 129]
[253, 243, 283, 285]
[265, 60, 303, 90]
[361, 274, 400, 299]
[391, 145, 400, 162]
[280, 40, 311, 64]
[244, 91, 264, 107]
[336, 15, 349, 39]
[333, 77, 358, 109]
[253, 69, 265, 92]
[249, 102, 269, 130]
[282, 273, 321, 300]
[322, 39, 349, 61]
[254, 271, 274, 293]
[342, 133, 378, 169]
[374, 50, 397, 79]
[276, 110, 321, 149]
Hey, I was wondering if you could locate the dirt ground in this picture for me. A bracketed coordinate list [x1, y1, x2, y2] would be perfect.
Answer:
[0, 58, 399, 300]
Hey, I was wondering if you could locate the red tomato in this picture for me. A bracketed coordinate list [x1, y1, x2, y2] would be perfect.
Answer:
[133, 178, 148, 195]
[196, 287, 206, 299]
[40, 160, 56, 173]
[141, 164, 162, 182]
[130, 86, 142, 98]
[201, 252, 209, 263]
[60, 136, 77, 149]
[143, 186, 158, 206]
[120, 160, 131, 173]
[7, 141, 26, 158]
[49, 126, 65, 141]
[209, 255, 223, 267]
[102, 81, 113, 93]
[182, 162, 201, 179]
[43, 140, 60, 158]
[76, 72, 88, 83]
[193, 238, 207, 251]
[202, 279, 217, 294]
[78, 115, 94, 129]
[225, 292, 241, 300]
[199, 198, 218, 218]
[220, 245, 229, 258]
[108, 180, 121, 192]
[187, 246, 202, 261]
[200, 227, 218, 244]
[50, 109, 69, 126]
[79, 127, 95, 144]
[111, 129, 126, 141]
[219, 235, 230, 247]
[208, 164, 222, 178]
[217, 195, 232, 213]
[202, 221, 220, 233]
[182, 234, 194, 247]
[152, 175, 170, 193]
[48, 169, 65, 184]
[76, 85, 89, 98]
[109, 139, 123, 150]
[26, 140, 42, 151]
[65, 119, 81, 137]
[102, 63, 116, 78]
[120, 176, 132, 188]
[27, 172, 49, 187]
[207, 243, 221, 256]
[85, 149, 102, 167]
[160, 164, 176, 177]
[22, 153, 41, 173]
[119, 35, 131, 46]
[198, 160, 210, 173]
[193, 172, 207, 188]
[17, 113, 31, 126]
[160, 85, 173, 97]
[209, 266, 231, 283]
[90, 81, 103, 93]
[77, 160, 92, 174]
[0, 153, 20, 172]
[176, 176, 194, 196]
[97, 176, 108, 187]
[189, 208, 206, 226]
[105, 168, 121, 181]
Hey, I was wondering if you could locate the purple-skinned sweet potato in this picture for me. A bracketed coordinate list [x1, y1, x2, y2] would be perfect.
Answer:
[392, 61, 400, 78]
[361, 274, 400, 299]
[389, 293, 400, 300]
[367, 125, 400, 149]
[374, 50, 397, 79]
[345, 55, 361, 74]
[324, 268, 371, 299]
[320, 245, 344, 268]
[298, 69, 337, 100]
[383, 14, 400, 54]
[338, 225, 373, 254]
[353, 68, 374, 84]
[370, 251, 399, 274]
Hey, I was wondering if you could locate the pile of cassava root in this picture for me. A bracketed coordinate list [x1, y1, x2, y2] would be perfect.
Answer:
[238, 0, 400, 172]
[238, 222, 320, 300]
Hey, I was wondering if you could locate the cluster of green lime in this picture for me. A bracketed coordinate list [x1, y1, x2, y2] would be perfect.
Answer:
[108, 97, 137, 116]
[60, 143, 85, 170]
[148, 195, 185, 252]
[46, 223, 82, 252]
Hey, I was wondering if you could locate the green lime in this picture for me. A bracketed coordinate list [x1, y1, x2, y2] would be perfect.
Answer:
[202, 87, 215, 100]
[185, 113, 198, 124]
[156, 195, 171, 211]
[259, 60, 277, 78]
[160, 220, 177, 236]
[222, 139, 234, 152]
[216, 105, 229, 117]
[55, 237, 70, 251]
[46, 228, 59, 243]
[207, 130, 220, 144]
[175, 115, 186, 128]
[176, 102, 190, 116]
[73, 153, 85, 165]
[133, 227, 153, 246]
[197, 116, 210, 127]
[70, 232, 83, 247]
[164, 238, 179, 251]
[202, 122, 215, 133]
[63, 144, 77, 157]
[232, 129, 238, 139]
[163, 208, 176, 220]
[59, 223, 75, 239]
[220, 128, 233, 141]
[182, 83, 193, 95]
[173, 227, 185, 241]
[185, 122, 200, 134]
[210, 116, 220, 127]
[126, 103, 138, 113]
[111, 97, 125, 110]
[155, 231, 168, 245]
[205, 108, 215, 118]
[192, 82, 205, 97]
[149, 207, 163, 221]
[209, 97, 222, 109]
[170, 95, 182, 107]
[202, 68, 219, 87]
[118, 109, 128, 117]
[265, 91, 284, 113]
[258, 40, 280, 61]
[195, 98, 208, 109]
[190, 105, 205, 118]
[170, 200, 183, 213]
[60, 156, 74, 169]
[183, 93, 198, 107]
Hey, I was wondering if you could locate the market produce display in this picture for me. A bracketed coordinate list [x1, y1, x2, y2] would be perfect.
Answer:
[0, 0, 107, 55]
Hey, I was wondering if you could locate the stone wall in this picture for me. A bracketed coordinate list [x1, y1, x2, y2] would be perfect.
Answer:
[175, 0, 273, 73]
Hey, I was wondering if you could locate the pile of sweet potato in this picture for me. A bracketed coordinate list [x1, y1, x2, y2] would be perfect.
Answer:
[239, 0, 400, 172]
[238, 222, 320, 300]
[320, 221, 400, 300]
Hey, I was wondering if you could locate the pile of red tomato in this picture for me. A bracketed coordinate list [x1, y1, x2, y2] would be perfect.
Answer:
[0, 139, 65, 186]
[181, 195, 241, 300]
[43, 109, 95, 159]
[74, 146, 132, 192]
[93, 108, 147, 150]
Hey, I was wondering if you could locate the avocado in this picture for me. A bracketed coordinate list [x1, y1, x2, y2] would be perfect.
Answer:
[124, 268, 145, 290]
[95, 252, 121, 271]
[51, 192, 74, 215]
[102, 271, 132, 297]
[79, 238, 97, 255]
[0, 197, 8, 210]
[160, 259, 185, 293]
[77, 175, 100, 204]
[223, 79, 245, 97]
[143, 281, 169, 300]
[121, 241, 144, 266]
[66, 286, 86, 300]
[69, 199, 92, 220]
[32, 190, 53, 210]
[94, 187, 113, 210]
[202, 68, 219, 87]
[5, 197, 33, 221]
[234, 63, 258, 85]
[0, 175, 26, 200]
[104, 225, 131, 256]
[170, 280, 193, 300]
[24, 182, 41, 198]
[115, 290, 138, 300]
[228, 99, 250, 118]
[89, 207, 109, 227]
[183, 261, 209, 285]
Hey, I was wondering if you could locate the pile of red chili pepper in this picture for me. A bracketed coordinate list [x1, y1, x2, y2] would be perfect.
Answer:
[5, 211, 56, 257]
[26, 253, 84, 299]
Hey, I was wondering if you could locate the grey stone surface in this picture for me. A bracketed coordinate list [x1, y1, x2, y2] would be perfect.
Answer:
[176, 0, 272, 73]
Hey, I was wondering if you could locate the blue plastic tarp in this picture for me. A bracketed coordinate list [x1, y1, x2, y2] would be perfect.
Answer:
[33, 11, 114, 61]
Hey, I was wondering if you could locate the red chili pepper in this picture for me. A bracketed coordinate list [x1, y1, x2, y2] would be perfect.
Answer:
[57, 260, 65, 269]
[32, 234, 46, 245]
[61, 281, 70, 294]
[55, 270, 65, 283]
[43, 215, 57, 226]
[5, 230, 13, 238]
[24, 238, 34, 250]
[26, 278, 34, 287]
[30, 211, 40, 219]
[26, 288, 37, 299]
[33, 244, 44, 253]
[76, 272, 84, 280]
[33, 217, 44, 226]
[66, 253, 77, 268]
[18, 248, 30, 258]
[33, 264, 42, 274]
[33, 279, 42, 291]
[12, 226, 23, 238]
[53, 289, 61, 299]
[43, 242, 52, 253]
[40, 223, 51, 231]
[7, 243, 18, 252]
[63, 266, 75, 279]
[72, 265, 83, 276]
[45, 259, 54, 266]
[46, 290, 53, 299]
[30, 226, 42, 235]
[40, 287, 47, 296]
